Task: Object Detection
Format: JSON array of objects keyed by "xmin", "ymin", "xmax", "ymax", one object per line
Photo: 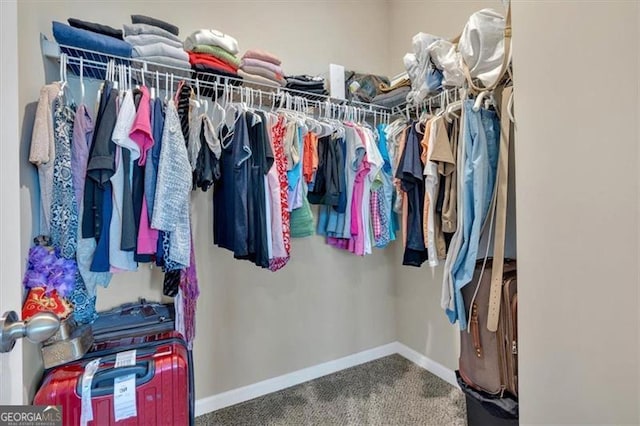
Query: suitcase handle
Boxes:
[{"xmin": 77, "ymin": 361, "xmax": 156, "ymax": 397}]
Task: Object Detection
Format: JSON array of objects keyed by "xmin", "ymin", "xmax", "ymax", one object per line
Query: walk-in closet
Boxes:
[{"xmin": 0, "ymin": 1, "xmax": 638, "ymax": 425}]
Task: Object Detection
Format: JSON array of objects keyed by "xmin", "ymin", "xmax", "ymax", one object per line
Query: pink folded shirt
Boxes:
[
  {"xmin": 240, "ymin": 57, "xmax": 284, "ymax": 76},
  {"xmin": 242, "ymin": 49, "xmax": 281, "ymax": 65}
]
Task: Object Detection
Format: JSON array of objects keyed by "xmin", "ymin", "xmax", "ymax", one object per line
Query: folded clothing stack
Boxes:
[
  {"xmin": 53, "ymin": 21, "xmax": 132, "ymax": 79},
  {"xmin": 238, "ymin": 50, "xmax": 285, "ymax": 88},
  {"xmin": 184, "ymin": 29, "xmax": 241, "ymax": 84},
  {"xmin": 124, "ymin": 15, "xmax": 190, "ymax": 74},
  {"xmin": 285, "ymin": 75, "xmax": 328, "ymax": 99},
  {"xmin": 372, "ymin": 77, "xmax": 411, "ymax": 108},
  {"xmin": 68, "ymin": 18, "xmax": 123, "ymax": 40}
]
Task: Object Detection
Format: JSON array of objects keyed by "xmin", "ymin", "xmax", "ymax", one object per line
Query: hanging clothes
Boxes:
[
  {"xmin": 131, "ymin": 87, "xmax": 158, "ymax": 257},
  {"xmin": 50, "ymin": 96, "xmax": 97, "ymax": 324},
  {"xmin": 243, "ymin": 110, "xmax": 271, "ymax": 267},
  {"xmin": 74, "ymin": 103, "xmax": 112, "ymax": 297},
  {"xmin": 29, "ymin": 82, "xmax": 62, "ymax": 237},
  {"xmin": 446, "ymin": 100, "xmax": 500, "ymax": 329},
  {"xmin": 84, "ymin": 83, "xmax": 118, "ymax": 273},
  {"xmin": 397, "ymin": 124, "xmax": 428, "ymax": 267},
  {"xmin": 151, "ymin": 99, "xmax": 192, "ymax": 268},
  {"xmin": 268, "ymin": 115, "xmax": 291, "ymax": 271},
  {"xmin": 110, "ymin": 90, "xmax": 140, "ymax": 271}
]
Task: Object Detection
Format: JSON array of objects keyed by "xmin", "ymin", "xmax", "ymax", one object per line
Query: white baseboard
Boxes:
[
  {"xmin": 393, "ymin": 342, "xmax": 460, "ymax": 389},
  {"xmin": 195, "ymin": 341, "xmax": 458, "ymax": 417},
  {"xmin": 195, "ymin": 342, "xmax": 398, "ymax": 416}
]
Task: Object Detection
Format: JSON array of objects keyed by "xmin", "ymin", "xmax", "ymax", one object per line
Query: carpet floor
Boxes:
[{"xmin": 195, "ymin": 354, "xmax": 467, "ymax": 425}]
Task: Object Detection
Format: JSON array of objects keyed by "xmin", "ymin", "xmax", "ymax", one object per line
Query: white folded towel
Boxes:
[{"xmin": 184, "ymin": 29, "xmax": 239, "ymax": 55}]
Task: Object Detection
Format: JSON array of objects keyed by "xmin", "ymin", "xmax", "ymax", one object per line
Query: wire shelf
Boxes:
[{"xmin": 42, "ymin": 37, "xmax": 395, "ymax": 121}]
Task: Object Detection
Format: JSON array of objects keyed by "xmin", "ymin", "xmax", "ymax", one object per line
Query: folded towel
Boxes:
[
  {"xmin": 131, "ymin": 14, "xmax": 179, "ymax": 36},
  {"xmin": 286, "ymin": 85, "xmax": 325, "ymax": 92},
  {"xmin": 237, "ymin": 69, "xmax": 285, "ymax": 87},
  {"xmin": 132, "ymin": 43, "xmax": 189, "ymax": 62},
  {"xmin": 241, "ymin": 65, "xmax": 283, "ymax": 84},
  {"xmin": 184, "ymin": 30, "xmax": 239, "ymax": 55},
  {"xmin": 141, "ymin": 55, "xmax": 189, "ymax": 69},
  {"xmin": 141, "ymin": 56, "xmax": 192, "ymax": 78},
  {"xmin": 285, "ymin": 88, "xmax": 329, "ymax": 99},
  {"xmin": 378, "ymin": 77, "xmax": 411, "ymax": 93},
  {"xmin": 125, "ymin": 34, "xmax": 183, "ymax": 49},
  {"xmin": 123, "ymin": 23, "xmax": 182, "ymax": 44},
  {"xmin": 286, "ymin": 87, "xmax": 328, "ymax": 95},
  {"xmin": 68, "ymin": 18, "xmax": 123, "ymax": 40},
  {"xmin": 192, "ymin": 63, "xmax": 240, "ymax": 84},
  {"xmin": 285, "ymin": 77, "xmax": 325, "ymax": 89},
  {"xmin": 242, "ymin": 49, "xmax": 281, "ymax": 66},
  {"xmin": 190, "ymin": 45, "xmax": 240, "ymax": 68},
  {"xmin": 188, "ymin": 52, "xmax": 238, "ymax": 73},
  {"xmin": 372, "ymin": 86, "xmax": 410, "ymax": 108},
  {"xmin": 240, "ymin": 57, "xmax": 283, "ymax": 76},
  {"xmin": 53, "ymin": 21, "xmax": 132, "ymax": 60},
  {"xmin": 286, "ymin": 74, "xmax": 324, "ymax": 83}
]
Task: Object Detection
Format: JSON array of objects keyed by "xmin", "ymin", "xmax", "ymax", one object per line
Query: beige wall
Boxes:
[
  {"xmin": 17, "ymin": 0, "xmax": 396, "ymax": 401},
  {"xmin": 388, "ymin": 0, "xmax": 499, "ymax": 373},
  {"xmin": 512, "ymin": 1, "xmax": 639, "ymax": 424}
]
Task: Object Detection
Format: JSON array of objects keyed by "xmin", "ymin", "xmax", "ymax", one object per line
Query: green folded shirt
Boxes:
[{"xmin": 191, "ymin": 44, "xmax": 240, "ymax": 68}]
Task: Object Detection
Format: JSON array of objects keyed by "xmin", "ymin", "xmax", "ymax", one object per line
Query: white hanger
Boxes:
[
  {"xmin": 58, "ymin": 53, "xmax": 67, "ymax": 95},
  {"xmin": 112, "ymin": 61, "xmax": 117, "ymax": 84},
  {"xmin": 79, "ymin": 56, "xmax": 85, "ymax": 104},
  {"xmin": 203, "ymin": 94, "xmax": 209, "ymax": 116},
  {"xmin": 170, "ymin": 73, "xmax": 174, "ymax": 100},
  {"xmin": 507, "ymin": 89, "xmax": 516, "ymax": 125},
  {"xmin": 117, "ymin": 64, "xmax": 122, "ymax": 93},
  {"xmin": 164, "ymin": 72, "xmax": 169, "ymax": 102},
  {"xmin": 193, "ymin": 78, "xmax": 202, "ymax": 110},
  {"xmin": 213, "ymin": 80, "xmax": 219, "ymax": 103},
  {"xmin": 123, "ymin": 65, "xmax": 127, "ymax": 92},
  {"xmin": 473, "ymin": 90, "xmax": 489, "ymax": 112},
  {"xmin": 140, "ymin": 66, "xmax": 146, "ymax": 89},
  {"xmin": 151, "ymin": 70, "xmax": 159, "ymax": 100}
]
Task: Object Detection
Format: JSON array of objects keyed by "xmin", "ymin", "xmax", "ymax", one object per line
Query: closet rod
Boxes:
[
  {"xmin": 47, "ymin": 41, "xmax": 394, "ymax": 121},
  {"xmin": 392, "ymin": 86, "xmax": 462, "ymax": 120}
]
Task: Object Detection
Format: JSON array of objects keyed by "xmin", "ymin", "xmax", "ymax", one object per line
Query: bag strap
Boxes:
[
  {"xmin": 486, "ymin": 85, "xmax": 513, "ymax": 332},
  {"xmin": 463, "ymin": 2, "xmax": 512, "ymax": 93}
]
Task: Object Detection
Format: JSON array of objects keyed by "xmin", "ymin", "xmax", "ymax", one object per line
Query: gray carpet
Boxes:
[{"xmin": 195, "ymin": 354, "xmax": 467, "ymax": 425}]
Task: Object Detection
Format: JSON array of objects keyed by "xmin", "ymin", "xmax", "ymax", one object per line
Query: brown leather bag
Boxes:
[{"xmin": 459, "ymin": 258, "xmax": 518, "ymax": 397}]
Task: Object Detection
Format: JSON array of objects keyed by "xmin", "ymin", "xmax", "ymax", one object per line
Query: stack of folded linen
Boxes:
[
  {"xmin": 285, "ymin": 75, "xmax": 328, "ymax": 99},
  {"xmin": 124, "ymin": 15, "xmax": 190, "ymax": 72},
  {"xmin": 184, "ymin": 29, "xmax": 241, "ymax": 83},
  {"xmin": 52, "ymin": 21, "xmax": 132, "ymax": 79},
  {"xmin": 372, "ymin": 76, "xmax": 411, "ymax": 108},
  {"xmin": 68, "ymin": 18, "xmax": 123, "ymax": 40},
  {"xmin": 238, "ymin": 49, "xmax": 285, "ymax": 88}
]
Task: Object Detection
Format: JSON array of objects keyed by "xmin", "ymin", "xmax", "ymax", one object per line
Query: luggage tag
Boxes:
[
  {"xmin": 80, "ymin": 358, "xmax": 101, "ymax": 426},
  {"xmin": 114, "ymin": 349, "xmax": 138, "ymax": 421},
  {"xmin": 115, "ymin": 350, "xmax": 137, "ymax": 368},
  {"xmin": 114, "ymin": 374, "xmax": 137, "ymax": 421}
]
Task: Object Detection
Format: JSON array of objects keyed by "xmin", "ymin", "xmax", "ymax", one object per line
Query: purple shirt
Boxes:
[{"xmin": 71, "ymin": 104, "xmax": 94, "ymax": 207}]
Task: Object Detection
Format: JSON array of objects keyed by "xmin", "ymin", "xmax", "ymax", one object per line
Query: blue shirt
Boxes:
[{"xmin": 447, "ymin": 101, "xmax": 500, "ymax": 328}]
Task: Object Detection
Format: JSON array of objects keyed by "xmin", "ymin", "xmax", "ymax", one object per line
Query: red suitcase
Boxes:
[{"xmin": 34, "ymin": 332, "xmax": 190, "ymax": 426}]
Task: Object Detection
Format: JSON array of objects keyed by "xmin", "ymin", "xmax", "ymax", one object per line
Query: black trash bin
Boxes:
[{"xmin": 456, "ymin": 371, "xmax": 519, "ymax": 426}]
